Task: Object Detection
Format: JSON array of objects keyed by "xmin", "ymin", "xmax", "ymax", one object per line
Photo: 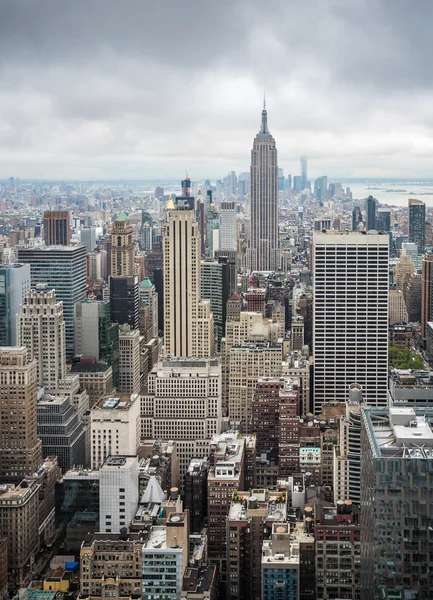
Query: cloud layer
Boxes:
[{"xmin": 1, "ymin": 0, "xmax": 433, "ymax": 180}]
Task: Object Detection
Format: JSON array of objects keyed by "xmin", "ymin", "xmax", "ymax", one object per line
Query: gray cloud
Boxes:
[{"xmin": 0, "ymin": 0, "xmax": 433, "ymax": 180}]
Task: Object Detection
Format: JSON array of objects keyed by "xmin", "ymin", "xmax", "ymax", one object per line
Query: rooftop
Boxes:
[
  {"xmin": 101, "ymin": 455, "xmax": 138, "ymax": 469},
  {"xmin": 182, "ymin": 565, "xmax": 216, "ymax": 595},
  {"xmin": 228, "ymin": 489, "xmax": 287, "ymax": 522},
  {"xmin": 71, "ymin": 360, "xmax": 111, "ymax": 374},
  {"xmin": 363, "ymin": 406, "xmax": 433, "ymax": 459},
  {"xmin": 93, "ymin": 393, "xmax": 137, "ymax": 411}
]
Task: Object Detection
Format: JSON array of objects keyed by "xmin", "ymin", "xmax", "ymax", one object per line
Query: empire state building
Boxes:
[{"xmin": 249, "ymin": 103, "xmax": 279, "ymax": 272}]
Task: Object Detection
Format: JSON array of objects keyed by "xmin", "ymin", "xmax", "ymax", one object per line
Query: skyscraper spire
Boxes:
[{"xmin": 257, "ymin": 99, "xmax": 271, "ymax": 138}]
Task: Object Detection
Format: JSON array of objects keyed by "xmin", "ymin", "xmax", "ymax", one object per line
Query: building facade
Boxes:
[
  {"xmin": 0, "ymin": 346, "xmax": 42, "ymax": 482},
  {"xmin": 18, "ymin": 244, "xmax": 87, "ymax": 356},
  {"xmin": 249, "ymin": 105, "xmax": 279, "ymax": 272},
  {"xmin": 313, "ymin": 231, "xmax": 389, "ymax": 413},
  {"xmin": 43, "ymin": 210, "xmax": 71, "ymax": 246},
  {"xmin": 408, "ymin": 198, "xmax": 426, "ymax": 255},
  {"xmin": 0, "ymin": 263, "xmax": 31, "ymax": 346}
]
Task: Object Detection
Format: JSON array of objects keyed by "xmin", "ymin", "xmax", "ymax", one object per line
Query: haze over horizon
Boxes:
[{"xmin": 1, "ymin": 0, "xmax": 433, "ymax": 180}]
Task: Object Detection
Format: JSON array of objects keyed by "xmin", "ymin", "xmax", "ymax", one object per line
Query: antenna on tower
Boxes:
[{"xmin": 263, "ymin": 91, "xmax": 266, "ymax": 110}]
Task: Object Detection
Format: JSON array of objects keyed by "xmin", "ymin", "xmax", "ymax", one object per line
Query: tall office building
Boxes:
[
  {"xmin": 300, "ymin": 155, "xmax": 307, "ymax": 191},
  {"xmin": 249, "ymin": 104, "xmax": 279, "ymax": 272},
  {"xmin": 366, "ymin": 196, "xmax": 377, "ymax": 231},
  {"xmin": 17, "ymin": 288, "xmax": 66, "ymax": 391},
  {"xmin": 421, "ymin": 252, "xmax": 433, "ymax": 341},
  {"xmin": 43, "ymin": 210, "xmax": 71, "ymax": 246},
  {"xmin": 74, "ymin": 299, "xmax": 119, "ymax": 365},
  {"xmin": 141, "ymin": 357, "xmax": 221, "ymax": 479},
  {"xmin": 118, "ymin": 325, "xmax": 141, "ymax": 394},
  {"xmin": 313, "ymin": 231, "xmax": 389, "ymax": 413},
  {"xmin": 163, "ymin": 180, "xmax": 214, "ymax": 357},
  {"xmin": 109, "ymin": 275, "xmax": 139, "ymax": 329},
  {"xmin": 37, "ymin": 394, "xmax": 86, "ymax": 472},
  {"xmin": 0, "ymin": 346, "xmax": 42, "ymax": 482},
  {"xmin": 111, "ymin": 213, "xmax": 134, "ymax": 276},
  {"xmin": 0, "ymin": 263, "xmax": 31, "ymax": 346},
  {"xmin": 361, "ymin": 406, "xmax": 433, "ymax": 599},
  {"xmin": 220, "ymin": 201, "xmax": 237, "ymax": 251},
  {"xmin": 352, "ymin": 206, "xmax": 362, "ymax": 231},
  {"xmin": 201, "ymin": 259, "xmax": 230, "ymax": 350},
  {"xmin": 80, "ymin": 226, "xmax": 97, "ymax": 253},
  {"xmin": 408, "ymin": 198, "xmax": 426, "ymax": 255},
  {"xmin": 377, "ymin": 207, "xmax": 391, "ymax": 232},
  {"xmin": 18, "ymin": 244, "xmax": 87, "ymax": 356},
  {"xmin": 99, "ymin": 455, "xmax": 139, "ymax": 533},
  {"xmin": 139, "ymin": 278, "xmax": 159, "ymax": 339}
]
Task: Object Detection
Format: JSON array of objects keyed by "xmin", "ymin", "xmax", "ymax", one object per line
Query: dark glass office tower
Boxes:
[
  {"xmin": 109, "ymin": 275, "xmax": 139, "ymax": 329},
  {"xmin": 408, "ymin": 198, "xmax": 426, "ymax": 255}
]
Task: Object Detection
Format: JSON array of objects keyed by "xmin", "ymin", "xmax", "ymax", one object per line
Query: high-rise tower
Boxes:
[
  {"xmin": 43, "ymin": 210, "xmax": 71, "ymax": 246},
  {"xmin": 408, "ymin": 198, "xmax": 426, "ymax": 255},
  {"xmin": 111, "ymin": 213, "xmax": 134, "ymax": 276},
  {"xmin": 313, "ymin": 231, "xmax": 389, "ymax": 413},
  {"xmin": 300, "ymin": 155, "xmax": 308, "ymax": 191},
  {"xmin": 0, "ymin": 346, "xmax": 42, "ymax": 482},
  {"xmin": 17, "ymin": 287, "xmax": 66, "ymax": 391},
  {"xmin": 249, "ymin": 103, "xmax": 279, "ymax": 272},
  {"xmin": 163, "ymin": 178, "xmax": 214, "ymax": 357}
]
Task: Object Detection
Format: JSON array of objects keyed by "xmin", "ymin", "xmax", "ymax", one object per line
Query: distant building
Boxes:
[
  {"xmin": 43, "ymin": 210, "xmax": 70, "ymax": 246},
  {"xmin": 80, "ymin": 226, "xmax": 96, "ymax": 253},
  {"xmin": 408, "ymin": 198, "xmax": 426, "ymax": 255},
  {"xmin": 366, "ymin": 196, "xmax": 377, "ymax": 231},
  {"xmin": 111, "ymin": 214, "xmax": 134, "ymax": 276},
  {"xmin": 0, "ymin": 263, "xmax": 31, "ymax": 346},
  {"xmin": 220, "ymin": 201, "xmax": 237, "ymax": 251},
  {"xmin": 249, "ymin": 105, "xmax": 279, "ymax": 272}
]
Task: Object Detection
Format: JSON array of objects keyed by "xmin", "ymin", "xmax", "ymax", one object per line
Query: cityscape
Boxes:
[{"xmin": 1, "ymin": 2, "xmax": 433, "ymax": 600}]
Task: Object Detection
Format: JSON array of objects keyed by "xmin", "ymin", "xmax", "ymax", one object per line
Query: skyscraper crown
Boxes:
[{"xmin": 256, "ymin": 99, "xmax": 272, "ymax": 139}]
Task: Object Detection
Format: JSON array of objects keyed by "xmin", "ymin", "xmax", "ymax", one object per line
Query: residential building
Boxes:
[
  {"xmin": 142, "ymin": 524, "xmax": 186, "ymax": 600},
  {"xmin": 90, "ymin": 393, "xmax": 140, "ymax": 469},
  {"xmin": 18, "ymin": 244, "xmax": 87, "ymax": 356},
  {"xmin": 313, "ymin": 231, "xmax": 389, "ymax": 413},
  {"xmin": 43, "ymin": 210, "xmax": 70, "ymax": 246},
  {"xmin": 249, "ymin": 104, "xmax": 279, "ymax": 272},
  {"xmin": 262, "ymin": 522, "xmax": 300, "ymax": 600},
  {"xmin": 0, "ymin": 480, "xmax": 40, "ymax": 585},
  {"xmin": 207, "ymin": 433, "xmax": 245, "ymax": 589},
  {"xmin": 79, "ymin": 531, "xmax": 144, "ymax": 600},
  {"xmin": 361, "ymin": 406, "xmax": 433, "ymax": 599},
  {"xmin": 163, "ymin": 182, "xmax": 214, "ymax": 358},
  {"xmin": 228, "ymin": 340, "xmax": 282, "ymax": 433},
  {"xmin": 315, "ymin": 502, "xmax": 360, "ymax": 600},
  {"xmin": 99, "ymin": 455, "xmax": 139, "ymax": 533},
  {"xmin": 0, "ymin": 346, "xmax": 42, "ymax": 482},
  {"xmin": 227, "ymin": 489, "xmax": 288, "ymax": 600},
  {"xmin": 17, "ymin": 287, "xmax": 66, "ymax": 391},
  {"xmin": 0, "ymin": 263, "xmax": 31, "ymax": 346}
]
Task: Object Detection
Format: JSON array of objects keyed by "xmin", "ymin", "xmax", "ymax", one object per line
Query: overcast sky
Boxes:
[{"xmin": 1, "ymin": 0, "xmax": 433, "ymax": 181}]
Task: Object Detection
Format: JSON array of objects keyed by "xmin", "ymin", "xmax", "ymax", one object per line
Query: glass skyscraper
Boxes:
[
  {"xmin": 18, "ymin": 244, "xmax": 87, "ymax": 356},
  {"xmin": 408, "ymin": 198, "xmax": 426, "ymax": 255}
]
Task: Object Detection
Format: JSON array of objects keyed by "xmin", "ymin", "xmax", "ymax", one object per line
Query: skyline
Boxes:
[{"xmin": 2, "ymin": 0, "xmax": 433, "ymax": 179}]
